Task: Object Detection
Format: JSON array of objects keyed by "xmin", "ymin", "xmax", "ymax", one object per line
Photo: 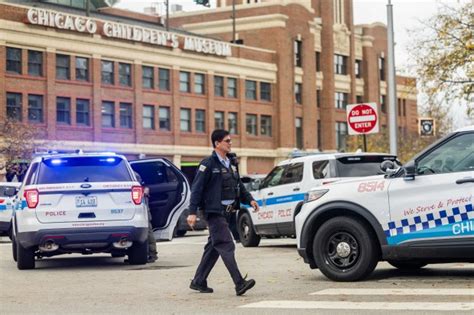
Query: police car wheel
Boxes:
[
  {"xmin": 12, "ymin": 235, "xmax": 17, "ymax": 262},
  {"xmin": 313, "ymin": 216, "xmax": 378, "ymax": 282},
  {"xmin": 238, "ymin": 212, "xmax": 260, "ymax": 247},
  {"xmin": 388, "ymin": 260, "xmax": 427, "ymax": 270},
  {"xmin": 16, "ymin": 241, "xmax": 35, "ymax": 270},
  {"xmin": 128, "ymin": 240, "xmax": 148, "ymax": 265}
]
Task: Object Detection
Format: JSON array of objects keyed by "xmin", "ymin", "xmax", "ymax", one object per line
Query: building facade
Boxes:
[{"xmin": 0, "ymin": 0, "xmax": 418, "ymax": 180}]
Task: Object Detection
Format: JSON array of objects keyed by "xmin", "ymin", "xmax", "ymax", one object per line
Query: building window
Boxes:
[
  {"xmin": 334, "ymin": 54, "xmax": 348, "ymax": 75},
  {"xmin": 180, "ymin": 108, "xmax": 191, "ymax": 132},
  {"xmin": 317, "ymin": 89, "xmax": 321, "ymax": 107},
  {"xmin": 195, "ymin": 109, "xmax": 206, "ymax": 133},
  {"xmin": 260, "ymin": 82, "xmax": 271, "ymax": 101},
  {"xmin": 142, "ymin": 66, "xmax": 154, "ymax": 89},
  {"xmin": 75, "ymin": 57, "xmax": 89, "ymax": 81},
  {"xmin": 28, "ymin": 50, "xmax": 43, "ymax": 76},
  {"xmin": 403, "ymin": 99, "xmax": 407, "ymax": 116},
  {"xmin": 295, "ymin": 83, "xmax": 302, "ymax": 104},
  {"xmin": 317, "ymin": 120, "xmax": 322, "ymax": 149},
  {"xmin": 315, "ymin": 51, "xmax": 321, "ymax": 72},
  {"xmin": 159, "ymin": 68, "xmax": 170, "ymax": 91},
  {"xmin": 260, "ymin": 115, "xmax": 272, "ymax": 136},
  {"xmin": 379, "ymin": 57, "xmax": 385, "ymax": 81},
  {"xmin": 228, "ymin": 112, "xmax": 238, "ymax": 134},
  {"xmin": 6, "ymin": 92, "xmax": 22, "ymax": 121},
  {"xmin": 28, "ymin": 94, "xmax": 43, "ymax": 123},
  {"xmin": 194, "ymin": 73, "xmax": 205, "ymax": 95},
  {"xmin": 6, "ymin": 47, "xmax": 22, "ymax": 74},
  {"xmin": 246, "ymin": 114, "xmax": 257, "ymax": 135},
  {"xmin": 101, "ymin": 60, "xmax": 114, "ymax": 85},
  {"xmin": 397, "ymin": 98, "xmax": 401, "ymax": 116},
  {"xmin": 143, "ymin": 105, "xmax": 155, "ymax": 129},
  {"xmin": 214, "ymin": 76, "xmax": 224, "ymax": 97},
  {"xmin": 56, "ymin": 54, "xmax": 70, "ymax": 80},
  {"xmin": 76, "ymin": 99, "xmax": 90, "ymax": 126},
  {"xmin": 227, "ymin": 77, "xmax": 237, "ymax": 98},
  {"xmin": 120, "ymin": 103, "xmax": 132, "ymax": 128},
  {"xmin": 56, "ymin": 97, "xmax": 71, "ymax": 125},
  {"xmin": 159, "ymin": 107, "xmax": 171, "ymax": 131},
  {"xmin": 296, "ymin": 118, "xmax": 303, "ymax": 149},
  {"xmin": 294, "ymin": 40, "xmax": 302, "ymax": 67},
  {"xmin": 335, "ymin": 92, "xmax": 349, "ymax": 109},
  {"xmin": 101, "ymin": 101, "xmax": 115, "ymax": 128},
  {"xmin": 356, "ymin": 95, "xmax": 363, "ymax": 104},
  {"xmin": 335, "ymin": 121, "xmax": 348, "ymax": 151},
  {"xmin": 119, "ymin": 63, "xmax": 132, "ymax": 87},
  {"xmin": 355, "ymin": 59, "xmax": 362, "ymax": 78},
  {"xmin": 380, "ymin": 94, "xmax": 386, "ymax": 113},
  {"xmin": 180, "ymin": 71, "xmax": 191, "ymax": 93},
  {"xmin": 214, "ymin": 111, "xmax": 224, "ymax": 129},
  {"xmin": 245, "ymin": 80, "xmax": 257, "ymax": 100}
]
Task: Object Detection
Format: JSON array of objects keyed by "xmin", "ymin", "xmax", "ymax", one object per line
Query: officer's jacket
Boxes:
[{"xmin": 189, "ymin": 151, "xmax": 254, "ymax": 215}]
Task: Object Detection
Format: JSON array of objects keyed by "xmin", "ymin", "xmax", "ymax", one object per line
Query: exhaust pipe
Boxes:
[
  {"xmin": 39, "ymin": 240, "xmax": 59, "ymax": 252},
  {"xmin": 113, "ymin": 238, "xmax": 132, "ymax": 249}
]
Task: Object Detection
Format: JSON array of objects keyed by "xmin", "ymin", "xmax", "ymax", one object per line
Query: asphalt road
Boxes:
[{"xmin": 1, "ymin": 232, "xmax": 473, "ymax": 314}]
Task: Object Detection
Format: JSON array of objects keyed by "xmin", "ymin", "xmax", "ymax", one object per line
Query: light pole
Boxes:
[{"xmin": 387, "ymin": 0, "xmax": 398, "ymax": 155}]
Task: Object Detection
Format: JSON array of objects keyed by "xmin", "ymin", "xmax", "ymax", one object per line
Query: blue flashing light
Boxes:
[
  {"xmin": 106, "ymin": 158, "xmax": 116, "ymax": 163},
  {"xmin": 51, "ymin": 159, "xmax": 62, "ymax": 165}
]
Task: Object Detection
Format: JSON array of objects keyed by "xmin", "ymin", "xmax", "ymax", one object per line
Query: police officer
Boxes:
[{"xmin": 187, "ymin": 129, "xmax": 259, "ymax": 295}]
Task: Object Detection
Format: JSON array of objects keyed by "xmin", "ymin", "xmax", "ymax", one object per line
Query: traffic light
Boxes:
[
  {"xmin": 194, "ymin": 0, "xmax": 210, "ymax": 7},
  {"xmin": 419, "ymin": 118, "xmax": 435, "ymax": 136}
]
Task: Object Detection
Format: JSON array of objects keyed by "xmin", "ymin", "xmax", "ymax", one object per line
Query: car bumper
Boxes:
[{"xmin": 16, "ymin": 226, "xmax": 148, "ymax": 248}]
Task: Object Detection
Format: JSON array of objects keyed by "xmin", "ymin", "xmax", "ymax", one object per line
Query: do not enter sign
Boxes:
[{"xmin": 346, "ymin": 102, "xmax": 379, "ymax": 135}]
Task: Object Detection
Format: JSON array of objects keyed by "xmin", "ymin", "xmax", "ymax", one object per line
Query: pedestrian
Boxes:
[{"xmin": 187, "ymin": 129, "xmax": 259, "ymax": 295}]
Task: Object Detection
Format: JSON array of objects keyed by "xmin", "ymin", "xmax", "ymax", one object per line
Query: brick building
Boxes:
[{"xmin": 0, "ymin": 0, "xmax": 418, "ymax": 180}]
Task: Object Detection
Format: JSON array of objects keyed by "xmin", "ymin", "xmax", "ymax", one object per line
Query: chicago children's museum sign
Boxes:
[{"xmin": 25, "ymin": 8, "xmax": 232, "ymax": 57}]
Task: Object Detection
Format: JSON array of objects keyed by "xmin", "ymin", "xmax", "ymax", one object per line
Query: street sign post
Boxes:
[{"xmin": 346, "ymin": 102, "xmax": 380, "ymax": 152}]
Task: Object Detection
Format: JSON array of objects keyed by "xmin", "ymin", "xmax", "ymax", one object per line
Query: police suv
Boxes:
[
  {"xmin": 296, "ymin": 126, "xmax": 474, "ymax": 281},
  {"xmin": 0, "ymin": 182, "xmax": 21, "ymax": 237},
  {"xmin": 238, "ymin": 153, "xmax": 397, "ymax": 247},
  {"xmin": 12, "ymin": 153, "xmax": 149, "ymax": 270}
]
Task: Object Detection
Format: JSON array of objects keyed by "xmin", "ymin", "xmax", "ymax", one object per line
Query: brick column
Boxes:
[
  {"xmin": 45, "ymin": 48, "xmax": 57, "ymax": 140},
  {"xmin": 91, "ymin": 54, "xmax": 102, "ymax": 142},
  {"xmin": 134, "ymin": 60, "xmax": 143, "ymax": 144}
]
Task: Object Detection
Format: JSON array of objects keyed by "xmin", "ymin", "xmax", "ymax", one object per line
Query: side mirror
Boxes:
[
  {"xmin": 380, "ymin": 160, "xmax": 396, "ymax": 172},
  {"xmin": 403, "ymin": 160, "xmax": 416, "ymax": 181},
  {"xmin": 4, "ymin": 187, "xmax": 17, "ymax": 197}
]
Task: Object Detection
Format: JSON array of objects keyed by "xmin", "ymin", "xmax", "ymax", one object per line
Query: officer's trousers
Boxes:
[{"xmin": 193, "ymin": 213, "xmax": 243, "ymax": 286}]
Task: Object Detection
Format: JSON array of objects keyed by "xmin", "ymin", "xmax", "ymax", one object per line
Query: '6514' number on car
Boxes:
[{"xmin": 357, "ymin": 181, "xmax": 385, "ymax": 193}]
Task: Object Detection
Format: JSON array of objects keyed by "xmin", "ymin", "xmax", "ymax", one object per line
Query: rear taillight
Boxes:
[
  {"xmin": 24, "ymin": 189, "xmax": 39, "ymax": 208},
  {"xmin": 0, "ymin": 198, "xmax": 4, "ymax": 204},
  {"xmin": 131, "ymin": 186, "xmax": 143, "ymax": 205}
]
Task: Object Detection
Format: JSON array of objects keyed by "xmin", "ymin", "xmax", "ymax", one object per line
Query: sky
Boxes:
[{"xmin": 114, "ymin": 0, "xmax": 470, "ymax": 128}]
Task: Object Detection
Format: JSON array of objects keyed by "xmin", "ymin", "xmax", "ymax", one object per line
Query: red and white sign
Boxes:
[{"xmin": 347, "ymin": 102, "xmax": 379, "ymax": 135}]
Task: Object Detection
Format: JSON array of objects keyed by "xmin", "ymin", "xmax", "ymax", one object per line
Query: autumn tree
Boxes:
[{"xmin": 409, "ymin": 1, "xmax": 474, "ymax": 123}]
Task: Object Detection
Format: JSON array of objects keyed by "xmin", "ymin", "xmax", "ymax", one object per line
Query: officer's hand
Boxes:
[
  {"xmin": 250, "ymin": 200, "xmax": 259, "ymax": 212},
  {"xmin": 187, "ymin": 214, "xmax": 197, "ymax": 228}
]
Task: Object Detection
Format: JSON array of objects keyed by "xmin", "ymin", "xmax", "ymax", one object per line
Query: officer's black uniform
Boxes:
[{"xmin": 189, "ymin": 151, "xmax": 254, "ymax": 289}]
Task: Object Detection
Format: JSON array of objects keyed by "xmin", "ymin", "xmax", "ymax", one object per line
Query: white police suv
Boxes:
[
  {"xmin": 11, "ymin": 153, "xmax": 149, "ymax": 270},
  {"xmin": 0, "ymin": 182, "xmax": 21, "ymax": 237},
  {"xmin": 296, "ymin": 126, "xmax": 474, "ymax": 281},
  {"xmin": 238, "ymin": 152, "xmax": 397, "ymax": 247}
]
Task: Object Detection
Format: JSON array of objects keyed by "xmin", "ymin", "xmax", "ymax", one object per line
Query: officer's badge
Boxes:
[{"xmin": 199, "ymin": 164, "xmax": 207, "ymax": 172}]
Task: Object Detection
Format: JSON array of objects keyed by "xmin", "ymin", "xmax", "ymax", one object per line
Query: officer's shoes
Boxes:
[
  {"xmin": 190, "ymin": 280, "xmax": 214, "ymax": 293},
  {"xmin": 235, "ymin": 278, "xmax": 256, "ymax": 296},
  {"xmin": 147, "ymin": 255, "xmax": 158, "ymax": 263}
]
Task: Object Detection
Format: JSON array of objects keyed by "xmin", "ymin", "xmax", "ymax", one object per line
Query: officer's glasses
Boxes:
[{"xmin": 222, "ymin": 139, "xmax": 232, "ymax": 144}]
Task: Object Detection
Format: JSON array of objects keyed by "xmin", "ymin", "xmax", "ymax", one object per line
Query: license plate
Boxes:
[{"xmin": 75, "ymin": 196, "xmax": 97, "ymax": 208}]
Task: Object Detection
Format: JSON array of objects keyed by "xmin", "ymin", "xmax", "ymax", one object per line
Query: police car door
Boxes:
[
  {"xmin": 251, "ymin": 165, "xmax": 287, "ymax": 233},
  {"xmin": 386, "ymin": 131, "xmax": 474, "ymax": 250},
  {"xmin": 272, "ymin": 162, "xmax": 305, "ymax": 234}
]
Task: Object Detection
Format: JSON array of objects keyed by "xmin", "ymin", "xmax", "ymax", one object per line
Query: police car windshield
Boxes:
[
  {"xmin": 37, "ymin": 157, "xmax": 132, "ymax": 184},
  {"xmin": 336, "ymin": 155, "xmax": 395, "ymax": 177},
  {"xmin": 0, "ymin": 186, "xmax": 17, "ymax": 197}
]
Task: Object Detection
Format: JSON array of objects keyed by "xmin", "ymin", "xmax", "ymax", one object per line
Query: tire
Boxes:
[
  {"xmin": 128, "ymin": 240, "xmax": 148, "ymax": 265},
  {"xmin": 388, "ymin": 260, "xmax": 427, "ymax": 270},
  {"xmin": 17, "ymin": 241, "xmax": 35, "ymax": 270},
  {"xmin": 312, "ymin": 216, "xmax": 378, "ymax": 282},
  {"xmin": 12, "ymin": 235, "xmax": 17, "ymax": 262},
  {"xmin": 238, "ymin": 212, "xmax": 260, "ymax": 247}
]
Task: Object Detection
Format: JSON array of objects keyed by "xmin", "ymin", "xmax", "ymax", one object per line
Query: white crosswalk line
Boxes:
[
  {"xmin": 240, "ymin": 301, "xmax": 474, "ymax": 311},
  {"xmin": 310, "ymin": 288, "xmax": 474, "ymax": 296}
]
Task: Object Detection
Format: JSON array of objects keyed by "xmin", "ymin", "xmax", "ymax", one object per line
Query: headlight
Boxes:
[{"xmin": 304, "ymin": 189, "xmax": 329, "ymax": 203}]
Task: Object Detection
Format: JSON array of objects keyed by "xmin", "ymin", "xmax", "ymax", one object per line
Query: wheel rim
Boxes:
[
  {"xmin": 241, "ymin": 217, "xmax": 250, "ymax": 240},
  {"xmin": 325, "ymin": 231, "xmax": 359, "ymax": 269}
]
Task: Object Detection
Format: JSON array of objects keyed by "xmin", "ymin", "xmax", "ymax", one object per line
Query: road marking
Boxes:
[
  {"xmin": 240, "ymin": 301, "xmax": 474, "ymax": 311},
  {"xmin": 310, "ymin": 288, "xmax": 474, "ymax": 296}
]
